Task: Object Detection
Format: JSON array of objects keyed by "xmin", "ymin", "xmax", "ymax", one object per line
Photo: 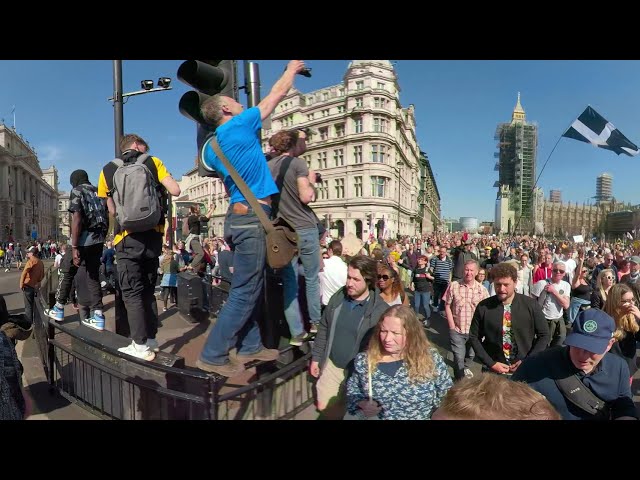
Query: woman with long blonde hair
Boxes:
[
  {"xmin": 603, "ymin": 283, "xmax": 640, "ymax": 381},
  {"xmin": 345, "ymin": 305, "xmax": 452, "ymax": 419},
  {"xmin": 590, "ymin": 268, "xmax": 615, "ymax": 310}
]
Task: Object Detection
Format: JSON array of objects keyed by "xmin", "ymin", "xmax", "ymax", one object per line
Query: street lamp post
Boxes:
[
  {"xmin": 109, "ymin": 60, "xmax": 173, "ymax": 242},
  {"xmin": 110, "ymin": 60, "xmax": 173, "ymax": 157}
]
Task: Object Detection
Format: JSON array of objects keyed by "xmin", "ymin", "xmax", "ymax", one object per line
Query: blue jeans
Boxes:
[
  {"xmin": 568, "ymin": 297, "xmax": 590, "ymax": 325},
  {"xmin": 282, "ymin": 227, "xmax": 321, "ymax": 333},
  {"xmin": 449, "ymin": 329, "xmax": 475, "ymax": 380},
  {"xmin": 413, "ymin": 291, "xmax": 431, "ymax": 319},
  {"xmin": 200, "ymin": 206, "xmax": 269, "ymax": 365}
]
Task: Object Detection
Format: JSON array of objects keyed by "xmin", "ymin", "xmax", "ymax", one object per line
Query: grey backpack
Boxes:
[{"xmin": 111, "ymin": 154, "xmax": 162, "ymax": 233}]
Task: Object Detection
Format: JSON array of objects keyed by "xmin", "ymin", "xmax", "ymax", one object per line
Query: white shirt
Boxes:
[
  {"xmin": 54, "ymin": 253, "xmax": 63, "ymax": 268},
  {"xmin": 319, "ymin": 255, "xmax": 348, "ymax": 306},
  {"xmin": 531, "ymin": 279, "xmax": 570, "ymax": 319}
]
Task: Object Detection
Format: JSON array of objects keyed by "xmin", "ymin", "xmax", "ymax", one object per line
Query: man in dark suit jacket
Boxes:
[{"xmin": 469, "ymin": 263, "xmax": 550, "ymax": 376}]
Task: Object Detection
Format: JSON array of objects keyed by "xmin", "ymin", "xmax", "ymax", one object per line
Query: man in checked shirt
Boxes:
[{"xmin": 443, "ymin": 260, "xmax": 489, "ymax": 380}]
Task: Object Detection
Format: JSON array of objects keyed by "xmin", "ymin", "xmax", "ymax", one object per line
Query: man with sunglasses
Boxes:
[{"xmin": 531, "ymin": 261, "xmax": 571, "ymax": 347}]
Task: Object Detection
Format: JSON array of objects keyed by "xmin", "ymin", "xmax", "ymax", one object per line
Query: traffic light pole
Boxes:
[{"xmin": 113, "ymin": 60, "xmax": 124, "ymax": 158}]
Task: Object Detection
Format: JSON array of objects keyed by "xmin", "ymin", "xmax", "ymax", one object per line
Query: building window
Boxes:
[
  {"xmin": 373, "ymin": 117, "xmax": 388, "ymax": 133},
  {"xmin": 318, "ymin": 152, "xmax": 327, "ymax": 169},
  {"xmin": 338, "ymin": 88, "xmax": 345, "ymax": 97},
  {"xmin": 304, "ymin": 155, "xmax": 311, "ymax": 169},
  {"xmin": 335, "ymin": 178, "xmax": 345, "ymax": 199},
  {"xmin": 371, "ymin": 144, "xmax": 387, "ymax": 163},
  {"xmin": 282, "ymin": 115, "xmax": 294, "ymax": 127},
  {"xmin": 353, "ymin": 118, "xmax": 363, "ymax": 133},
  {"xmin": 322, "ymin": 109, "xmax": 330, "ymax": 117},
  {"xmin": 307, "ymin": 113, "xmax": 314, "ymax": 121},
  {"xmin": 377, "ymin": 82, "xmax": 385, "ymax": 90},
  {"xmin": 371, "ymin": 176, "xmax": 388, "ymax": 197},
  {"xmin": 320, "ymin": 180, "xmax": 329, "ymax": 200},
  {"xmin": 307, "ymin": 96, "xmax": 314, "ymax": 105},
  {"xmin": 353, "ymin": 145, "xmax": 363, "ymax": 163},
  {"xmin": 356, "ymin": 80, "xmax": 364, "ymax": 90},
  {"xmin": 319, "ymin": 127, "xmax": 329, "ymax": 140},
  {"xmin": 337, "ymin": 105, "xmax": 345, "ymax": 114},
  {"xmin": 335, "ymin": 123, "xmax": 345, "ymax": 137},
  {"xmin": 374, "ymin": 97, "xmax": 388, "ymax": 109},
  {"xmin": 355, "ymin": 97, "xmax": 363, "ymax": 108},
  {"xmin": 333, "ymin": 149, "xmax": 344, "ymax": 167},
  {"xmin": 323, "ymin": 92, "xmax": 329, "ymax": 101},
  {"xmin": 354, "ymin": 176, "xmax": 363, "ymax": 197}
]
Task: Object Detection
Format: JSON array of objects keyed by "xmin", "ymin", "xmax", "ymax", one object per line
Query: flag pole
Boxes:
[
  {"xmin": 512, "ymin": 117, "xmax": 575, "ymax": 234},
  {"xmin": 12, "ymin": 105, "xmax": 16, "ymax": 130}
]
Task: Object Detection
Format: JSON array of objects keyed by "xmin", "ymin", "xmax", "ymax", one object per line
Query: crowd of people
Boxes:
[{"xmin": 3, "ymin": 59, "xmax": 640, "ymax": 420}]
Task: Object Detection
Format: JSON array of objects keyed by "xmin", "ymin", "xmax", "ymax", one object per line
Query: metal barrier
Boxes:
[{"xmin": 32, "ymin": 266, "xmax": 315, "ymax": 420}]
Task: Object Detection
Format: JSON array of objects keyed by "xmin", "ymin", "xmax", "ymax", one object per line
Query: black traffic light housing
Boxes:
[{"xmin": 177, "ymin": 60, "xmax": 238, "ymax": 177}]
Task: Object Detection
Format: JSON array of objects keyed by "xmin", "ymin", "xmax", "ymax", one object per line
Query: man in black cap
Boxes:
[{"xmin": 512, "ymin": 309, "xmax": 638, "ymax": 420}]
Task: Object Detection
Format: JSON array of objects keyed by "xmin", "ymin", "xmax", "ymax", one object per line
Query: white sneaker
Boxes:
[
  {"xmin": 463, "ymin": 368, "xmax": 474, "ymax": 379},
  {"xmin": 146, "ymin": 338, "xmax": 160, "ymax": 352},
  {"xmin": 118, "ymin": 341, "xmax": 155, "ymax": 361}
]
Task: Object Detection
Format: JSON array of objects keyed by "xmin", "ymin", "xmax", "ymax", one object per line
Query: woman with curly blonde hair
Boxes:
[
  {"xmin": 603, "ymin": 283, "xmax": 640, "ymax": 381},
  {"xmin": 345, "ymin": 305, "xmax": 452, "ymax": 419}
]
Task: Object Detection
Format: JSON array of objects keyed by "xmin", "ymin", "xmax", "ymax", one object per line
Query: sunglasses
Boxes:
[
  {"xmin": 377, "ymin": 274, "xmax": 391, "ymax": 281},
  {"xmin": 552, "ymin": 269, "xmax": 565, "ymax": 274},
  {"xmin": 604, "ymin": 275, "xmax": 614, "ymax": 280}
]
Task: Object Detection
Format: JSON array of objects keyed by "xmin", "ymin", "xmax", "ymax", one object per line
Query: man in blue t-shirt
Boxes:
[{"xmin": 196, "ymin": 60, "xmax": 308, "ymax": 377}]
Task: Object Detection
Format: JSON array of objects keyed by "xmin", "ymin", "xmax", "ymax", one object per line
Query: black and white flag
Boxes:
[{"xmin": 562, "ymin": 106, "xmax": 640, "ymax": 157}]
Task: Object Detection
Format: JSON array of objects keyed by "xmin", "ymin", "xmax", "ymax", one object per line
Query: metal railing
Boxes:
[{"xmin": 32, "ymin": 266, "xmax": 315, "ymax": 420}]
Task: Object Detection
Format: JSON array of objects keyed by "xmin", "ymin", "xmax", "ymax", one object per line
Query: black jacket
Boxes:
[{"xmin": 469, "ymin": 293, "xmax": 550, "ymax": 368}]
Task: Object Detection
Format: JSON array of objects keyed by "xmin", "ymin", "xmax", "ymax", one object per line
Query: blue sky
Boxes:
[{"xmin": 1, "ymin": 60, "xmax": 639, "ymax": 222}]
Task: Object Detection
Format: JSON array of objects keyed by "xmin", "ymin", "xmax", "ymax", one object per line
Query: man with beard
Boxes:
[
  {"xmin": 469, "ymin": 263, "xmax": 549, "ymax": 376},
  {"xmin": 310, "ymin": 255, "xmax": 389, "ymax": 419}
]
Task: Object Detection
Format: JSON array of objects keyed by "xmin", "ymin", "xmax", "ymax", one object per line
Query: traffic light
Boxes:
[{"xmin": 177, "ymin": 60, "xmax": 238, "ymax": 177}]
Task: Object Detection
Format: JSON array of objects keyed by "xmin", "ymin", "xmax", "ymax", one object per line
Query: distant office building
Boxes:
[
  {"xmin": 494, "ymin": 93, "xmax": 538, "ymax": 233},
  {"xmin": 549, "ymin": 189, "xmax": 562, "ymax": 203},
  {"xmin": 0, "ymin": 124, "xmax": 59, "ymax": 242},
  {"xmin": 459, "ymin": 217, "xmax": 478, "ymax": 232},
  {"xmin": 443, "ymin": 218, "xmax": 462, "ymax": 233},
  {"xmin": 595, "ymin": 173, "xmax": 613, "ymax": 202}
]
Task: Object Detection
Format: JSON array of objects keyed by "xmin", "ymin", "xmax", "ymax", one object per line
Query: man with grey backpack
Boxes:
[{"xmin": 98, "ymin": 134, "xmax": 181, "ymax": 361}]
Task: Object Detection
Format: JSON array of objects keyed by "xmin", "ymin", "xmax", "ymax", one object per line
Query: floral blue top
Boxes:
[{"xmin": 346, "ymin": 348, "xmax": 453, "ymax": 420}]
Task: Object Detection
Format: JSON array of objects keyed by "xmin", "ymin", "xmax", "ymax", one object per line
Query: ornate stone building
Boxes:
[
  {"xmin": 262, "ymin": 59, "xmax": 440, "ymax": 239},
  {"xmin": 542, "ymin": 199, "xmax": 626, "ymax": 237},
  {"xmin": 58, "ymin": 191, "xmax": 71, "ymax": 241},
  {"xmin": 0, "ymin": 124, "xmax": 59, "ymax": 243}
]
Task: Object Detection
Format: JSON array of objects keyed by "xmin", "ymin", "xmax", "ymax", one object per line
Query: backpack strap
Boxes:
[
  {"xmin": 554, "ymin": 373, "xmax": 610, "ymax": 419},
  {"xmin": 135, "ymin": 153, "xmax": 151, "ymax": 165},
  {"xmin": 112, "ymin": 158, "xmax": 124, "ymax": 167}
]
